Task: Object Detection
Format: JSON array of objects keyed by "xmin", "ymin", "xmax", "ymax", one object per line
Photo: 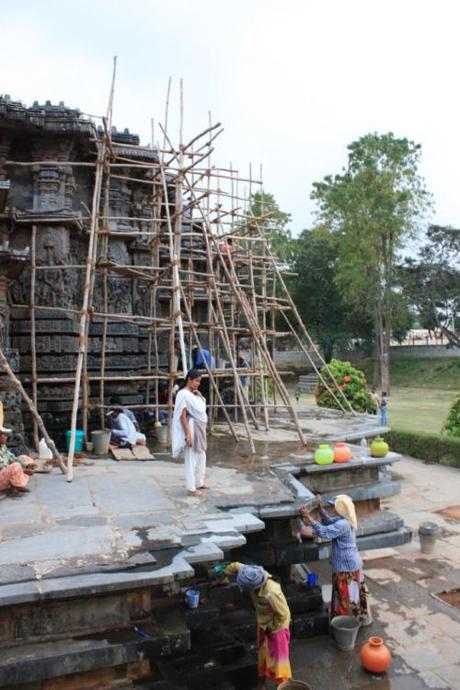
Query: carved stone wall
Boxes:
[{"xmin": 0, "ymin": 96, "xmax": 164, "ymax": 447}]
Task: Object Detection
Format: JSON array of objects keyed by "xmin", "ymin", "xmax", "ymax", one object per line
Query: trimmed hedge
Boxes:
[{"xmin": 385, "ymin": 428, "xmax": 460, "ymax": 468}]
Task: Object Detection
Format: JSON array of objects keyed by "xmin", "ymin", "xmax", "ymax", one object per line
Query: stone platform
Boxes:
[{"xmin": 0, "ymin": 434, "xmax": 411, "ymax": 688}]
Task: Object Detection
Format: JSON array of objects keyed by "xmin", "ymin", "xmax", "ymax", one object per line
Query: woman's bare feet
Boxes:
[{"xmin": 187, "ymin": 489, "xmax": 203, "ymax": 497}]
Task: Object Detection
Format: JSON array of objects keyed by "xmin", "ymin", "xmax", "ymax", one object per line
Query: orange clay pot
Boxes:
[
  {"xmin": 334, "ymin": 442, "xmax": 352, "ymax": 463},
  {"xmin": 361, "ymin": 636, "xmax": 391, "ymax": 674}
]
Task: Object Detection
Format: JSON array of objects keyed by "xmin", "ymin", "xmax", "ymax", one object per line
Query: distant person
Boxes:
[
  {"xmin": 295, "ymin": 385, "xmax": 301, "ymax": 405},
  {"xmin": 107, "ymin": 405, "xmax": 146, "ymax": 448},
  {"xmin": 219, "ymin": 237, "xmax": 234, "ymax": 265},
  {"xmin": 370, "ymin": 387, "xmax": 380, "ymax": 416},
  {"xmin": 217, "ymin": 237, "xmax": 236, "ymax": 281},
  {"xmin": 182, "ymin": 195, "xmax": 192, "ymax": 221},
  {"xmin": 380, "ymin": 391, "xmax": 388, "ymax": 426},
  {"xmin": 0, "ymin": 425, "xmax": 37, "ymax": 496},
  {"xmin": 110, "ymin": 395, "xmax": 139, "ymax": 431},
  {"xmin": 239, "ymin": 354, "xmax": 250, "ymax": 399},
  {"xmin": 192, "ymin": 346, "xmax": 215, "ymax": 370}
]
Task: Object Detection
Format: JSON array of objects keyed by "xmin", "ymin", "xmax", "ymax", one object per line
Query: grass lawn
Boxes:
[
  {"xmin": 388, "ymin": 387, "xmax": 455, "ymax": 434},
  {"xmin": 287, "ymin": 380, "xmax": 456, "ymax": 435}
]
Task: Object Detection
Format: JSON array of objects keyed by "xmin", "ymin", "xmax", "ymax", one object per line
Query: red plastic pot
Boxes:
[
  {"xmin": 361, "ymin": 636, "xmax": 391, "ymax": 674},
  {"xmin": 334, "ymin": 442, "xmax": 352, "ymax": 463}
]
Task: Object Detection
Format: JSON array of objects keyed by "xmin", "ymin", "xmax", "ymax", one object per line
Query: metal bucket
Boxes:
[
  {"xmin": 156, "ymin": 424, "xmax": 169, "ymax": 446},
  {"xmin": 278, "ymin": 681, "xmax": 312, "ymax": 690},
  {"xmin": 330, "ymin": 615, "xmax": 360, "ymax": 651},
  {"xmin": 91, "ymin": 430, "xmax": 111, "ymax": 455},
  {"xmin": 418, "ymin": 522, "xmax": 439, "ymax": 554}
]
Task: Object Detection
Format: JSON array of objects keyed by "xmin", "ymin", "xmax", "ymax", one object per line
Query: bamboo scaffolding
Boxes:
[{"xmin": 4, "ymin": 73, "xmax": 360, "ymax": 475}]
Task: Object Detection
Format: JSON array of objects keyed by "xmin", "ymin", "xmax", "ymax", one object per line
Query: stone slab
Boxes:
[{"xmin": 0, "ymin": 637, "xmax": 135, "ymax": 686}]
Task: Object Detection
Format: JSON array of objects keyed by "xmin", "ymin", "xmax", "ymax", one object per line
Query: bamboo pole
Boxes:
[
  {"xmin": 0, "ymin": 347, "xmax": 66, "ymax": 472},
  {"xmin": 179, "ymin": 286, "xmax": 238, "ymax": 442},
  {"xmin": 29, "ymin": 225, "xmax": 39, "ymax": 450},
  {"xmin": 66, "ymin": 57, "xmax": 117, "ymax": 482}
]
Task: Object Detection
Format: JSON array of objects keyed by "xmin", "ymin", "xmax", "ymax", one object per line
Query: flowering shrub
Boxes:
[
  {"xmin": 443, "ymin": 394, "xmax": 460, "ymax": 438},
  {"xmin": 315, "ymin": 359, "xmax": 372, "ymax": 413}
]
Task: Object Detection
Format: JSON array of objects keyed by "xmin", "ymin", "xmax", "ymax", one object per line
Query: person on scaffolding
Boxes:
[
  {"xmin": 217, "ymin": 236, "xmax": 236, "ymax": 283},
  {"xmin": 0, "ymin": 424, "xmax": 37, "ymax": 496},
  {"xmin": 219, "ymin": 562, "xmax": 292, "ymax": 689},
  {"xmin": 171, "ymin": 368, "xmax": 209, "ymax": 497}
]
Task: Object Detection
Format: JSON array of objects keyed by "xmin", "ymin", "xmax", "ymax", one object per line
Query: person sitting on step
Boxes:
[{"xmin": 0, "ymin": 425, "xmax": 37, "ymax": 496}]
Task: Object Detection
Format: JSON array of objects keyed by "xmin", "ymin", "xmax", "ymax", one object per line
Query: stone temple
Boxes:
[
  {"xmin": 0, "ymin": 96, "xmax": 167, "ymax": 448},
  {"xmin": 1, "ymin": 93, "xmax": 364, "ymax": 458},
  {"xmin": 0, "ymin": 95, "xmax": 412, "ymax": 690}
]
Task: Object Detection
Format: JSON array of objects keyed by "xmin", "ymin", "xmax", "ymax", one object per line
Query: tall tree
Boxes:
[
  {"xmin": 289, "ymin": 226, "xmax": 351, "ymax": 361},
  {"xmin": 249, "ymin": 191, "xmax": 294, "ymax": 263},
  {"xmin": 397, "ymin": 225, "xmax": 460, "ymax": 346},
  {"xmin": 311, "ymin": 133, "xmax": 431, "ymax": 391}
]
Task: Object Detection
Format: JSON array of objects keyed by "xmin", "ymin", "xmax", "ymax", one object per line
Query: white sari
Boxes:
[
  {"xmin": 172, "ymin": 388, "xmax": 208, "ymax": 493},
  {"xmin": 172, "ymin": 388, "xmax": 208, "ymax": 457}
]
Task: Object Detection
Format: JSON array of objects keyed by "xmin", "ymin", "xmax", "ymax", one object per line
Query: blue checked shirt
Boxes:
[{"xmin": 312, "ymin": 509, "xmax": 362, "ymax": 573}]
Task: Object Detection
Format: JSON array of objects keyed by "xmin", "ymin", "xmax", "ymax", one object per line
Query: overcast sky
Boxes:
[{"xmin": 2, "ymin": 0, "xmax": 460, "ymax": 237}]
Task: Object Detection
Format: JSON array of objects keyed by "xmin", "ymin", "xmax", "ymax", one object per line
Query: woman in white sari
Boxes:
[{"xmin": 172, "ymin": 369, "xmax": 209, "ymax": 496}]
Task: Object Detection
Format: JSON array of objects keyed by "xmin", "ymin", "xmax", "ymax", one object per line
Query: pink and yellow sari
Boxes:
[{"xmin": 257, "ymin": 627, "xmax": 292, "ymax": 685}]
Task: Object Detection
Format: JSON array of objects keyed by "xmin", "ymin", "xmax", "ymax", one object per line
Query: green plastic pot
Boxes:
[
  {"xmin": 314, "ymin": 444, "xmax": 334, "ymax": 465},
  {"xmin": 370, "ymin": 437, "xmax": 389, "ymax": 458}
]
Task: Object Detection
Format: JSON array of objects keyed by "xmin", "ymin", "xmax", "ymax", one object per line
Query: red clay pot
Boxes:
[
  {"xmin": 361, "ymin": 636, "xmax": 391, "ymax": 674},
  {"xmin": 334, "ymin": 442, "xmax": 352, "ymax": 463}
]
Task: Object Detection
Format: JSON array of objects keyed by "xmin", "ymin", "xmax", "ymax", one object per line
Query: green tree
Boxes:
[
  {"xmin": 315, "ymin": 359, "xmax": 372, "ymax": 413},
  {"xmin": 249, "ymin": 191, "xmax": 294, "ymax": 263},
  {"xmin": 397, "ymin": 225, "xmax": 460, "ymax": 347},
  {"xmin": 443, "ymin": 394, "xmax": 460, "ymax": 437},
  {"xmin": 311, "ymin": 132, "xmax": 431, "ymax": 391}
]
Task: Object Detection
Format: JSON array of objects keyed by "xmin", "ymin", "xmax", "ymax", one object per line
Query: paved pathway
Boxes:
[{"xmin": 292, "ymin": 456, "xmax": 460, "ymax": 690}]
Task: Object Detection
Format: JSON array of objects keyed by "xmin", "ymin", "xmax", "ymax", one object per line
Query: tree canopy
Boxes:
[{"xmin": 311, "ymin": 132, "xmax": 431, "ymax": 389}]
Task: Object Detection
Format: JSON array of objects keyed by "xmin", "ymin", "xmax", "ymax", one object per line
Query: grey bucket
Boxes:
[
  {"xmin": 330, "ymin": 615, "xmax": 360, "ymax": 651},
  {"xmin": 278, "ymin": 681, "xmax": 312, "ymax": 690},
  {"xmin": 91, "ymin": 430, "xmax": 111, "ymax": 455},
  {"xmin": 156, "ymin": 424, "xmax": 169, "ymax": 446},
  {"xmin": 418, "ymin": 522, "xmax": 439, "ymax": 554}
]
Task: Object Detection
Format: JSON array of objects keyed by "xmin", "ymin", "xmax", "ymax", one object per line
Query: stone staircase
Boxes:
[{"xmin": 298, "ymin": 373, "xmax": 319, "ymax": 392}]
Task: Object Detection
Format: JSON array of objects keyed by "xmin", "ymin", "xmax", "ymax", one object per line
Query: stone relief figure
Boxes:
[
  {"xmin": 36, "ymin": 235, "xmax": 66, "ymax": 307},
  {"xmin": 108, "ymin": 277, "xmax": 132, "ymax": 315},
  {"xmin": 133, "ymin": 279, "xmax": 150, "ymax": 316}
]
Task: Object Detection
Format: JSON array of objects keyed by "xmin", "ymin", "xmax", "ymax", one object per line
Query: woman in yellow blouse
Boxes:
[{"xmin": 224, "ymin": 562, "xmax": 291, "ymax": 689}]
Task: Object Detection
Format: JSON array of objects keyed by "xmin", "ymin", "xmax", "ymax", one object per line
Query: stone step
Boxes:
[
  {"xmin": 0, "ymin": 613, "xmax": 190, "ymax": 686},
  {"xmin": 292, "ymin": 607, "xmax": 330, "ymax": 638}
]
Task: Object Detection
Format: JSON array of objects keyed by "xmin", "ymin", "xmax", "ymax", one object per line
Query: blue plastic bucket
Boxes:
[
  {"xmin": 307, "ymin": 572, "xmax": 318, "ymax": 587},
  {"xmin": 185, "ymin": 588, "xmax": 200, "ymax": 609},
  {"xmin": 65, "ymin": 430, "xmax": 85, "ymax": 452}
]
